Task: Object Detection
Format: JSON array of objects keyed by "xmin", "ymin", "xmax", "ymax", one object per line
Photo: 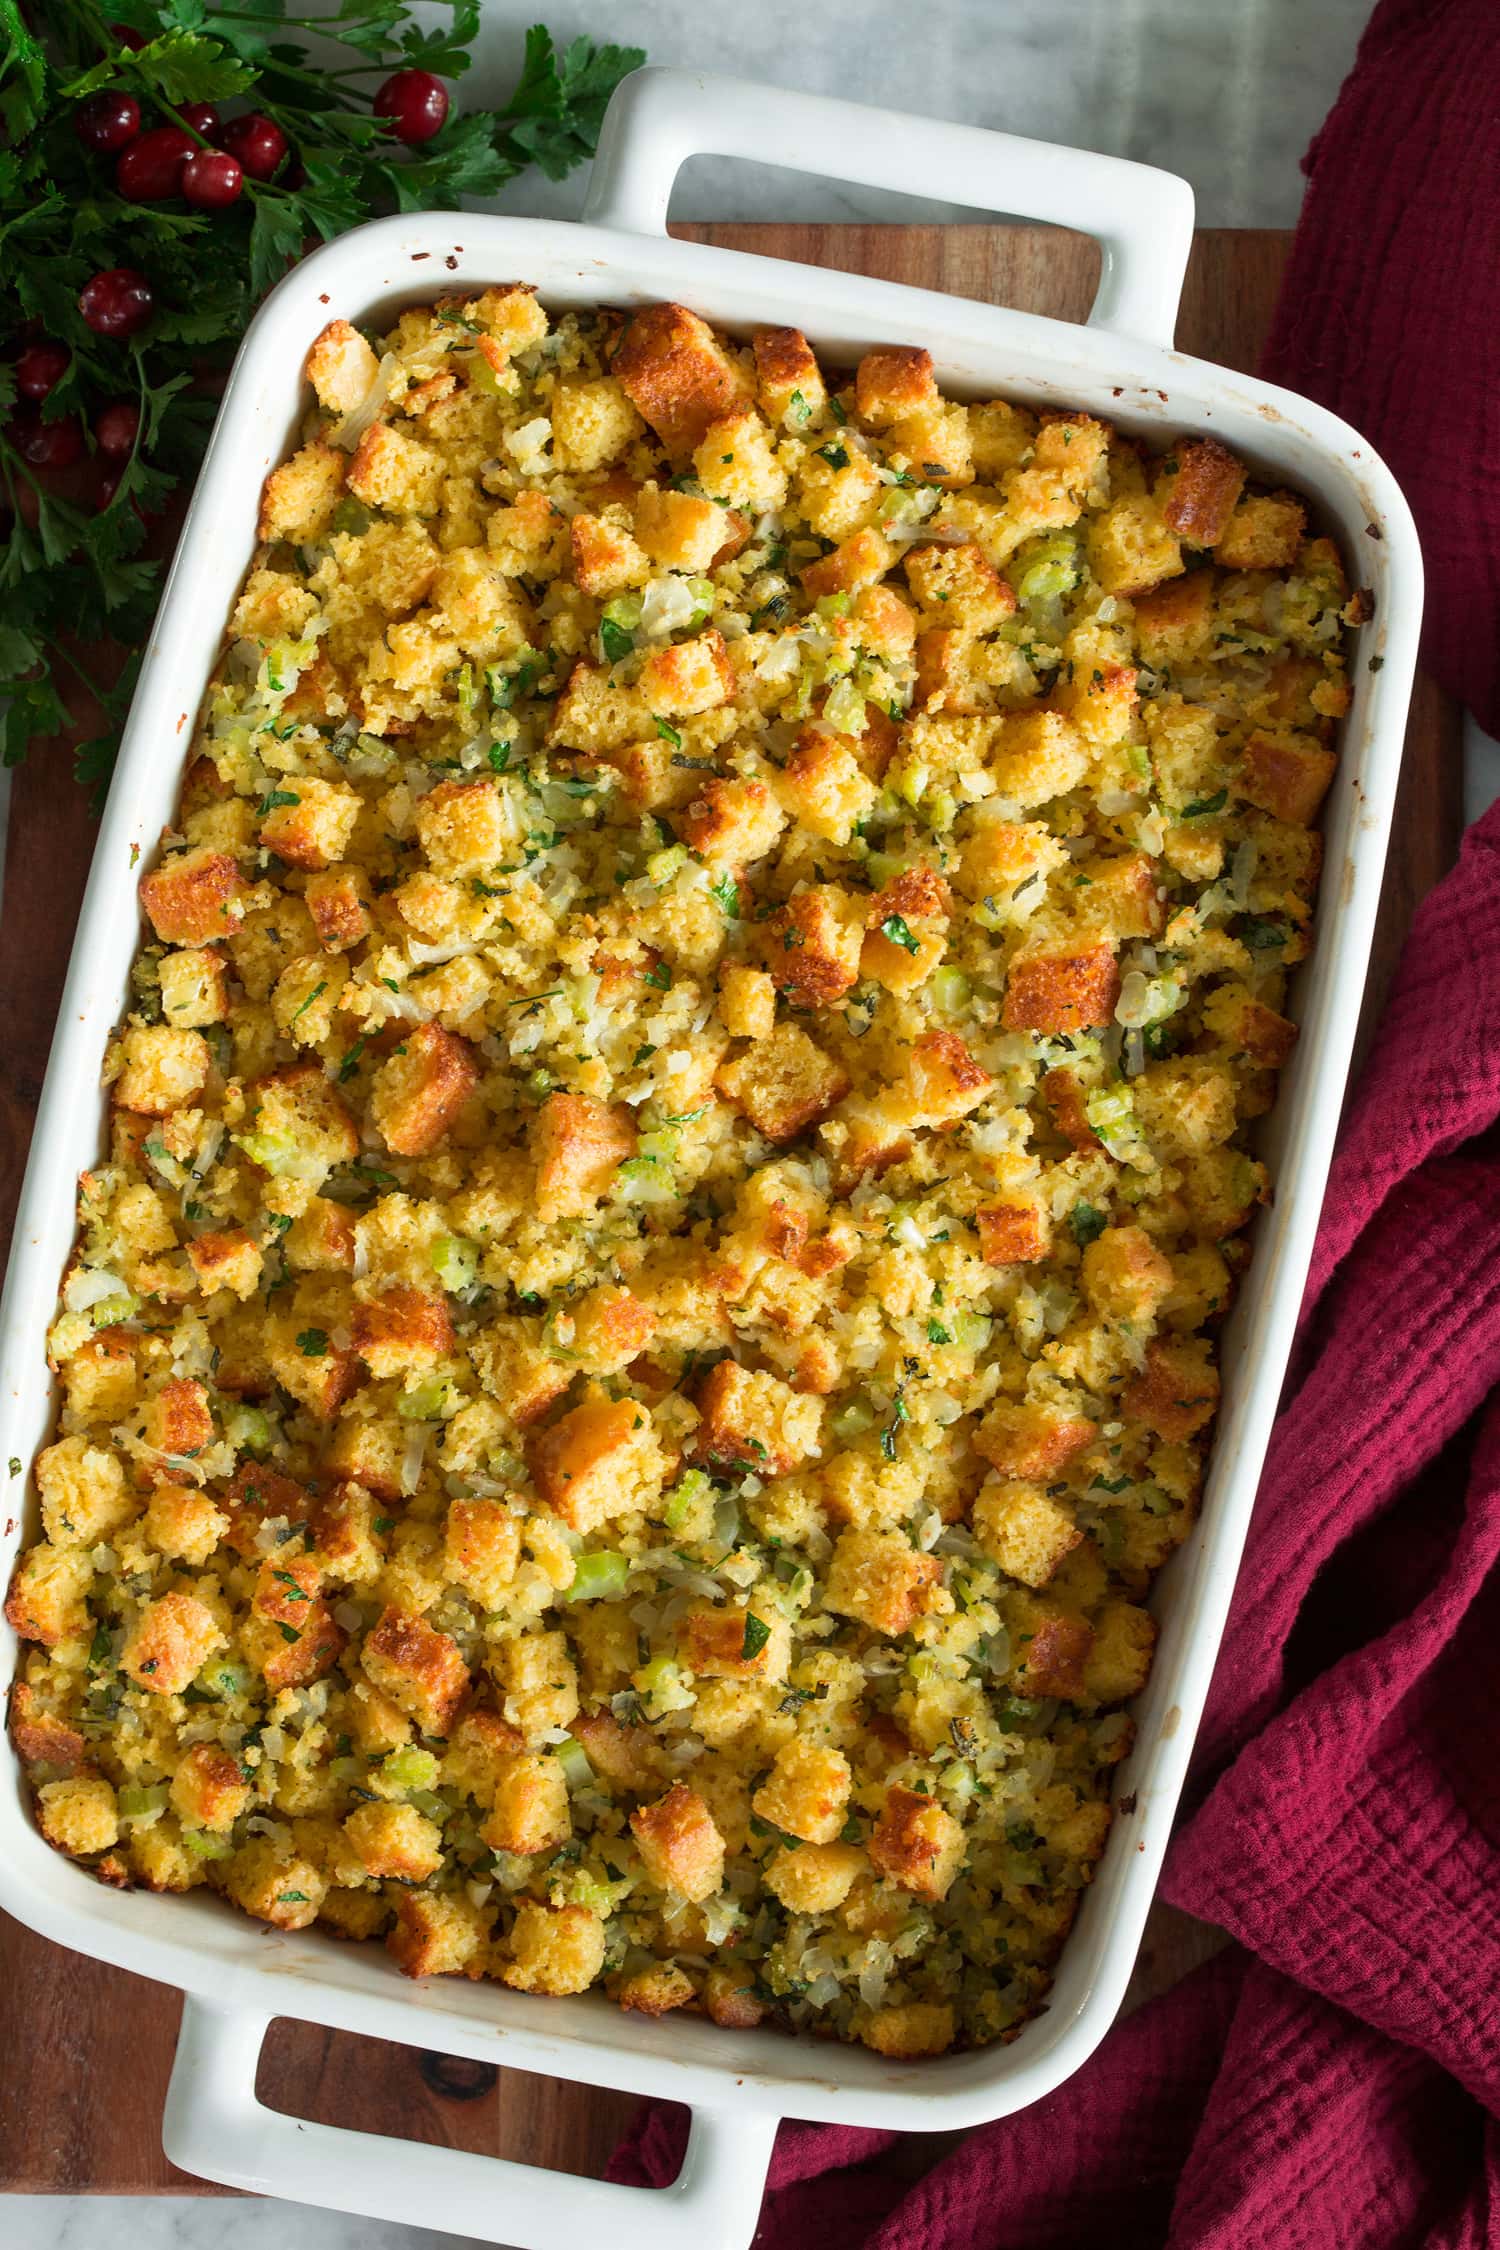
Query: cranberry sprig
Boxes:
[{"xmin": 0, "ymin": 6, "xmax": 644, "ymax": 792}]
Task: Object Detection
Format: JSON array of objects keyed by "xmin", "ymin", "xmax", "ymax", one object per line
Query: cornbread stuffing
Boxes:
[{"xmin": 6, "ymin": 289, "xmax": 1361, "ymax": 2055}]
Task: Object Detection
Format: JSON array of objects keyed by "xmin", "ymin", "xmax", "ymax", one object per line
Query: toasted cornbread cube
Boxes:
[
  {"xmin": 763, "ymin": 1839, "xmax": 864, "ymax": 1915},
  {"xmin": 825, "ymin": 1529, "xmax": 944, "ymax": 1638},
  {"xmin": 36, "ymin": 1435, "xmax": 133, "ymax": 1548},
  {"xmin": 640, "ymin": 628, "xmax": 734, "ymax": 717},
  {"xmin": 501, "ymin": 1899, "xmax": 606, "ymax": 1994},
  {"xmin": 690, "ymin": 1360, "xmax": 822, "ymax": 1477},
  {"xmin": 1009, "ymin": 1597, "xmax": 1095, "ymax": 1698},
  {"xmin": 795, "ymin": 445, "xmax": 884, "ymax": 540},
  {"xmin": 567, "ymin": 1284, "xmax": 655, "ymax": 1376},
  {"xmin": 112, "ymin": 1024, "xmax": 208, "ymax": 1115},
  {"xmin": 550, "ymin": 376, "xmax": 644, "ymax": 471},
  {"xmin": 170, "ymin": 1743, "xmax": 251, "ymax": 1833},
  {"xmin": 677, "ymin": 1602, "xmax": 790, "ymax": 1684},
  {"xmin": 143, "ymin": 1483, "xmax": 227, "ymax": 1566},
  {"xmin": 858, "ymin": 2001, "xmax": 956, "ymax": 2057},
  {"xmin": 532, "ymin": 1092, "xmax": 635, "ymax": 1222},
  {"xmin": 140, "ymin": 1375, "xmax": 214, "ymax": 1457},
  {"xmin": 1082, "ymin": 1600, "xmax": 1157, "ymax": 1703},
  {"xmin": 259, "ymin": 774, "xmax": 361, "ymax": 870},
  {"xmin": 693, "ymin": 408, "xmax": 786, "ymax": 512},
  {"xmin": 973, "ymin": 1478, "xmax": 1081, "ymax": 1587},
  {"xmin": 1200, "ymin": 985, "xmax": 1299, "ymax": 1068},
  {"xmin": 1122, "ymin": 1336, "xmax": 1220, "ymax": 1441},
  {"xmin": 718, "ymin": 962, "xmax": 777, "ymax": 1040},
  {"xmin": 569, "ymin": 1706, "xmax": 660, "ymax": 1793},
  {"xmin": 634, "ymin": 484, "xmax": 730, "ymax": 572},
  {"xmin": 716, "ymin": 1022, "xmax": 849, "ymax": 1144},
  {"xmin": 5, "ymin": 1542, "xmax": 93, "ymax": 1649},
  {"xmin": 370, "ymin": 1024, "xmax": 478, "ymax": 1157},
  {"xmin": 61, "ymin": 1327, "xmax": 138, "ymax": 1420},
  {"xmin": 319, "ymin": 1886, "xmax": 392, "ymax": 1941},
  {"xmin": 1077, "ymin": 849, "xmax": 1167, "ymax": 940},
  {"xmin": 304, "ymin": 865, "xmax": 373, "ymax": 953},
  {"xmin": 264, "ymin": 1320, "xmax": 363, "ymax": 1424},
  {"xmin": 702, "ymin": 1964, "xmax": 766, "ymax": 2028},
  {"xmin": 800, "ymin": 526, "xmax": 895, "ymax": 599},
  {"xmin": 158, "ymin": 946, "xmax": 229, "ymax": 1028},
  {"xmin": 442, "ymin": 1493, "xmax": 522, "ymax": 1608},
  {"xmin": 1055, "ymin": 660, "xmax": 1139, "ymax": 751},
  {"xmin": 904, "ymin": 540, "xmax": 1015, "ymax": 630},
  {"xmin": 413, "ymin": 778, "xmax": 507, "ymax": 877},
  {"xmin": 975, "ymin": 1400, "xmax": 1094, "ymax": 1481},
  {"xmin": 1081, "ymin": 1225, "xmax": 1173, "ymax": 1323},
  {"xmin": 975, "ymin": 1201, "xmax": 1049, "ymax": 1267},
  {"xmin": 347, "ymin": 419, "xmax": 442, "ymax": 515},
  {"xmin": 122, "ymin": 1590, "xmax": 224, "ymax": 1695},
  {"xmin": 363, "ymin": 1606, "xmax": 470, "ymax": 1736},
  {"xmin": 989, "ymin": 708, "xmax": 1090, "ymax": 807},
  {"xmin": 1239, "ymin": 729, "xmax": 1338, "ymax": 826},
  {"xmin": 440, "ymin": 1705, "xmax": 525, "ymax": 1807},
  {"xmin": 1133, "ymin": 571, "xmax": 1216, "ymax": 668},
  {"xmin": 1158, "ymin": 437, "xmax": 1245, "ymax": 546},
  {"xmin": 529, "ymin": 1395, "xmax": 665, "ymax": 1534},
  {"xmin": 869, "ymin": 1785, "xmax": 964, "ymax": 1900},
  {"xmin": 350, "ymin": 1285, "xmax": 453, "ymax": 1378},
  {"xmin": 752, "ymin": 1738, "xmax": 851, "ymax": 1844},
  {"xmin": 259, "ymin": 437, "xmax": 345, "ymax": 542},
  {"xmin": 224, "ymin": 1837, "xmax": 327, "ymax": 1930},
  {"xmin": 568, "ymin": 510, "xmax": 649, "ymax": 597},
  {"xmin": 777, "ymin": 733, "xmax": 877, "ymax": 849},
  {"xmin": 466, "ymin": 1318, "xmax": 569, "ymax": 1429},
  {"xmin": 966, "ymin": 398, "xmax": 1034, "ymax": 477},
  {"xmin": 618, "ymin": 1963, "xmax": 695, "ymax": 2016},
  {"xmin": 680, "ymin": 775, "xmax": 786, "ymax": 868},
  {"xmin": 306, "ymin": 318, "xmax": 380, "ymax": 414},
  {"xmin": 613, "ymin": 302, "xmax": 746, "ymax": 454},
  {"xmin": 186, "ymin": 1228, "xmax": 262, "ymax": 1301},
  {"xmin": 752, "ymin": 325, "xmax": 826, "ymax": 426},
  {"xmin": 245, "ymin": 1588, "xmax": 346, "ymax": 1697},
  {"xmin": 309, "ymin": 1479, "xmax": 384, "ymax": 1584},
  {"xmin": 8, "ymin": 1684, "xmax": 86, "ymax": 1775},
  {"xmin": 630, "ymin": 1781, "xmax": 725, "ymax": 1902},
  {"xmin": 956, "ymin": 814, "xmax": 1067, "ymax": 911},
  {"xmin": 903, "ymin": 1029, "xmax": 991, "ymax": 1127},
  {"xmin": 548, "ymin": 659, "xmax": 651, "ymax": 754},
  {"xmin": 1087, "ymin": 495, "xmax": 1183, "ymax": 596},
  {"xmin": 1002, "ymin": 945, "xmax": 1120, "ymax": 1034},
  {"xmin": 853, "ymin": 583, "xmax": 917, "ymax": 659},
  {"xmin": 855, "ymin": 344, "xmax": 937, "ymax": 426},
  {"xmin": 480, "ymin": 1750, "xmax": 570, "ymax": 1855},
  {"xmin": 344, "ymin": 1799, "xmax": 444, "ymax": 1882},
  {"xmin": 38, "ymin": 1775, "xmax": 119, "ymax": 1858},
  {"xmin": 244, "ymin": 1062, "xmax": 360, "ymax": 1181},
  {"xmin": 1213, "ymin": 491, "xmax": 1306, "ymax": 570},
  {"xmin": 764, "ymin": 885, "xmax": 864, "ymax": 1009},
  {"xmin": 388, "ymin": 1888, "xmax": 492, "ymax": 1979},
  {"xmin": 496, "ymin": 1628, "xmax": 579, "ymax": 1742}
]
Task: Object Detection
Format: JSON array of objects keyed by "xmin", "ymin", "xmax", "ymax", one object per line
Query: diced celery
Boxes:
[
  {"xmin": 823, "ymin": 676, "xmax": 867, "ymax": 734},
  {"xmin": 328, "ymin": 497, "xmax": 372, "ymax": 537},
  {"xmin": 199, "ymin": 1659, "xmax": 251, "ymax": 1700},
  {"xmin": 382, "ymin": 1746, "xmax": 439, "ymax": 1793},
  {"xmin": 1015, "ymin": 533, "xmax": 1080, "ymax": 606},
  {"xmin": 1084, "ymin": 1084, "xmax": 1139, "ymax": 1154},
  {"xmin": 118, "ymin": 1783, "xmax": 169, "ymax": 1822},
  {"xmin": 646, "ymin": 843, "xmax": 687, "ymax": 887},
  {"xmin": 556, "ymin": 1736, "xmax": 593, "ymax": 1789},
  {"xmin": 396, "ymin": 1376, "xmax": 456, "ymax": 1422},
  {"xmin": 954, "ymin": 1311, "xmax": 993, "ymax": 1353},
  {"xmin": 182, "ymin": 1828, "xmax": 234, "ymax": 1860},
  {"xmin": 567, "ymin": 1550, "xmax": 630, "ymax": 1603},
  {"xmin": 685, "ymin": 575, "xmax": 715, "ymax": 628},
  {"xmin": 430, "ymin": 1234, "xmax": 479, "ymax": 1294},
  {"xmin": 411, "ymin": 1789, "xmax": 448, "ymax": 1821},
  {"xmin": 893, "ymin": 760, "xmax": 929, "ymax": 808},
  {"xmin": 232, "ymin": 1126, "xmax": 324, "ymax": 1182},
  {"xmin": 89, "ymin": 1292, "xmax": 138, "ymax": 1329},
  {"xmin": 829, "ymin": 1398, "xmax": 876, "ymax": 1445},
  {"xmin": 224, "ymin": 1404, "xmax": 273, "ymax": 1458},
  {"xmin": 662, "ymin": 1468, "xmax": 712, "ymax": 1532},
  {"xmin": 454, "ymin": 662, "xmax": 477, "ymax": 715},
  {"xmin": 602, "ymin": 593, "xmax": 642, "ymax": 631},
  {"xmin": 635, "ymin": 1654, "xmax": 695, "ymax": 1717},
  {"xmin": 921, "ymin": 788, "xmax": 958, "ymax": 834},
  {"xmin": 931, "ymin": 967, "xmax": 971, "ymax": 1016}
]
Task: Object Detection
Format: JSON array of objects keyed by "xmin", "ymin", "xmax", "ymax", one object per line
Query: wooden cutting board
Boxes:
[{"xmin": 0, "ymin": 223, "xmax": 1462, "ymax": 2198}]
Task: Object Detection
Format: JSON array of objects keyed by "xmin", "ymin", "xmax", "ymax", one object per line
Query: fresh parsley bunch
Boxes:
[{"xmin": 0, "ymin": 1, "xmax": 643, "ymax": 795}]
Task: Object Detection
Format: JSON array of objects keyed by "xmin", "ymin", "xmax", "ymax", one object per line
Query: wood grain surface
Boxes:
[{"xmin": 0, "ymin": 223, "xmax": 1462, "ymax": 2199}]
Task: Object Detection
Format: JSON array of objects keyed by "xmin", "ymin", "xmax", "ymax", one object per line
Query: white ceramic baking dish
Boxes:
[{"xmin": 0, "ymin": 66, "xmax": 1421, "ymax": 2249}]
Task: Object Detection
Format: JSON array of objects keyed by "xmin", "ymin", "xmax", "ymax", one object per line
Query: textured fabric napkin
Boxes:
[{"xmin": 611, "ymin": 1, "xmax": 1500, "ymax": 2237}]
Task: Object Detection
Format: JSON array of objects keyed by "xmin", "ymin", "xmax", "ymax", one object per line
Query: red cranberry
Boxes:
[
  {"xmin": 95, "ymin": 401, "xmax": 141, "ymax": 458},
  {"xmin": 15, "ymin": 342, "xmax": 70, "ymax": 401},
  {"xmin": 79, "ymin": 267, "xmax": 155, "ymax": 338},
  {"xmin": 175, "ymin": 101, "xmax": 219, "ymax": 138},
  {"xmin": 110, "ymin": 21, "xmax": 147, "ymax": 48},
  {"xmin": 74, "ymin": 90, "xmax": 141, "ymax": 153},
  {"xmin": 116, "ymin": 125, "xmax": 192, "ymax": 201},
  {"xmin": 182, "ymin": 149, "xmax": 243, "ymax": 208},
  {"xmin": 96, "ymin": 467, "xmax": 123, "ymax": 510},
  {"xmin": 217, "ymin": 111, "xmax": 288, "ymax": 181},
  {"xmin": 373, "ymin": 69, "xmax": 449, "ymax": 145},
  {"xmin": 14, "ymin": 412, "xmax": 85, "ymax": 471}
]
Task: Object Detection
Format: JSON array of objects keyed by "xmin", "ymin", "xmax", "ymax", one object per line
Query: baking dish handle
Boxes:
[
  {"xmin": 164, "ymin": 1998, "xmax": 778, "ymax": 2250},
  {"xmin": 583, "ymin": 66, "xmax": 1193, "ymax": 348}
]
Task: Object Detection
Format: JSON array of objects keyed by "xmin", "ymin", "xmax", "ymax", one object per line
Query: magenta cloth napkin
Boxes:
[{"xmin": 611, "ymin": 4, "xmax": 1500, "ymax": 2238}]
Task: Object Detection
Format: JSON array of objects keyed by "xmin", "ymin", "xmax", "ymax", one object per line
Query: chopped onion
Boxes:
[{"xmin": 330, "ymin": 352, "xmax": 398, "ymax": 452}]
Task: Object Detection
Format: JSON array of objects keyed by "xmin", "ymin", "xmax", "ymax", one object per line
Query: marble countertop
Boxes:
[{"xmin": 12, "ymin": 2, "xmax": 1377, "ymax": 2247}]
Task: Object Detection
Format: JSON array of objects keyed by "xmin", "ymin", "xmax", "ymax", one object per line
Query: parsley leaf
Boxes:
[{"xmin": 740, "ymin": 1613, "xmax": 772, "ymax": 1661}]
